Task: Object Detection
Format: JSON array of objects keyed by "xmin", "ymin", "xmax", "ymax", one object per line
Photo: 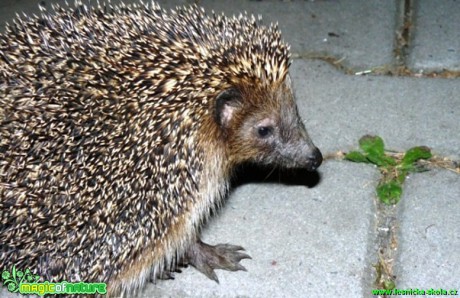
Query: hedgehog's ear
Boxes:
[{"xmin": 214, "ymin": 88, "xmax": 242, "ymax": 128}]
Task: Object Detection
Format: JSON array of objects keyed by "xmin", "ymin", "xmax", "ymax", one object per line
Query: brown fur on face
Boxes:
[{"xmin": 215, "ymin": 79, "xmax": 321, "ymax": 170}]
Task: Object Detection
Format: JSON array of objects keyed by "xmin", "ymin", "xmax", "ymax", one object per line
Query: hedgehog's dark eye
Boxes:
[{"xmin": 257, "ymin": 126, "xmax": 273, "ymax": 138}]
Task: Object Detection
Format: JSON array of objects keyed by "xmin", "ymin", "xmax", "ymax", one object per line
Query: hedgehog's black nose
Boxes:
[{"xmin": 307, "ymin": 147, "xmax": 322, "ymax": 171}]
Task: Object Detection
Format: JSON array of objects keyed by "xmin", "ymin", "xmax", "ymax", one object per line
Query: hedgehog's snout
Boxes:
[
  {"xmin": 305, "ymin": 146, "xmax": 322, "ymax": 171},
  {"xmin": 273, "ymin": 139, "xmax": 322, "ymax": 171},
  {"xmin": 287, "ymin": 142, "xmax": 322, "ymax": 171}
]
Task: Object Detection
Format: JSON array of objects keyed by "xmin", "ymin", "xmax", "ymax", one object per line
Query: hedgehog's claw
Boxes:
[
  {"xmin": 185, "ymin": 238, "xmax": 251, "ymax": 282},
  {"xmin": 151, "ymin": 262, "xmax": 187, "ymax": 283}
]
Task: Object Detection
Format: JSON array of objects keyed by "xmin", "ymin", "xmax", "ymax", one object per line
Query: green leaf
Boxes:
[
  {"xmin": 402, "ymin": 146, "xmax": 432, "ymax": 165},
  {"xmin": 366, "ymin": 153, "xmax": 385, "ymax": 166},
  {"xmin": 345, "ymin": 151, "xmax": 369, "ymax": 163},
  {"xmin": 366, "ymin": 153, "xmax": 396, "ymax": 167},
  {"xmin": 359, "ymin": 135, "xmax": 385, "ymax": 157},
  {"xmin": 377, "ymin": 181, "xmax": 402, "ymax": 205},
  {"xmin": 381, "ymin": 155, "xmax": 397, "ymax": 166}
]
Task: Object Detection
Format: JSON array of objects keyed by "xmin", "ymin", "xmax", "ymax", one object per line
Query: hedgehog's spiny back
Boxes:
[
  {"xmin": 1, "ymin": 2, "xmax": 290, "ymax": 96},
  {"xmin": 0, "ymin": 1, "xmax": 292, "ymax": 290}
]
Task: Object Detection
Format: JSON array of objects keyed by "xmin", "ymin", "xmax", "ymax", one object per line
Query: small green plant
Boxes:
[{"xmin": 345, "ymin": 135, "xmax": 432, "ymax": 204}]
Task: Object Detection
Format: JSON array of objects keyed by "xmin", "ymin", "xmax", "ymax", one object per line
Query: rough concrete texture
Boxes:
[
  {"xmin": 0, "ymin": 1, "xmax": 459, "ymax": 298},
  {"xmin": 194, "ymin": 0, "xmax": 397, "ymax": 70},
  {"xmin": 408, "ymin": 0, "xmax": 460, "ymax": 71},
  {"xmin": 143, "ymin": 161, "xmax": 377, "ymax": 297},
  {"xmin": 397, "ymin": 169, "xmax": 460, "ymax": 290},
  {"xmin": 292, "ymin": 60, "xmax": 460, "ymax": 158}
]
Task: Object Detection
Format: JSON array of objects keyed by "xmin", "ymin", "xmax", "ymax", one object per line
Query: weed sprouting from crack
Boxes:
[
  {"xmin": 324, "ymin": 135, "xmax": 459, "ymax": 292},
  {"xmin": 344, "ymin": 135, "xmax": 432, "ymax": 204},
  {"xmin": 325, "ymin": 135, "xmax": 460, "ymax": 204}
]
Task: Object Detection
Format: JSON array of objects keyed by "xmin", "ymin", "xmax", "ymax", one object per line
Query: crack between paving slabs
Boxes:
[
  {"xmin": 323, "ymin": 150, "xmax": 459, "ymax": 295},
  {"xmin": 291, "ymin": 0, "xmax": 459, "ymax": 80}
]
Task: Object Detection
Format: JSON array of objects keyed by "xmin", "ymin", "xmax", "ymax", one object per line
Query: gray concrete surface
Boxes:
[
  {"xmin": 408, "ymin": 0, "xmax": 460, "ymax": 71},
  {"xmin": 397, "ymin": 169, "xmax": 460, "ymax": 291},
  {"xmin": 0, "ymin": 0, "xmax": 459, "ymax": 298},
  {"xmin": 196, "ymin": 0, "xmax": 397, "ymax": 70},
  {"xmin": 143, "ymin": 161, "xmax": 378, "ymax": 297}
]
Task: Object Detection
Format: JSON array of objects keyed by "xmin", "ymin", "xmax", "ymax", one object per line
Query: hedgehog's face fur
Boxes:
[{"xmin": 214, "ymin": 77, "xmax": 322, "ymax": 171}]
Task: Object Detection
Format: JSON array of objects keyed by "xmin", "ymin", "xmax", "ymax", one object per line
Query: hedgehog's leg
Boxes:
[{"xmin": 184, "ymin": 238, "xmax": 251, "ymax": 283}]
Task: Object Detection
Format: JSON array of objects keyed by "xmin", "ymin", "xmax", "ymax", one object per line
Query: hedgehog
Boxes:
[{"xmin": 0, "ymin": 1, "xmax": 322, "ymax": 297}]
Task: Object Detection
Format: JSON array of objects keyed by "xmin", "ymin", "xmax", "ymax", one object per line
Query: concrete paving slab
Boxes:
[
  {"xmin": 291, "ymin": 60, "xmax": 460, "ymax": 159},
  {"xmin": 142, "ymin": 161, "xmax": 377, "ymax": 298},
  {"xmin": 396, "ymin": 169, "xmax": 460, "ymax": 292},
  {"xmin": 408, "ymin": 0, "xmax": 460, "ymax": 71},
  {"xmin": 196, "ymin": 0, "xmax": 397, "ymax": 70},
  {"xmin": 0, "ymin": 0, "xmax": 45, "ymax": 30}
]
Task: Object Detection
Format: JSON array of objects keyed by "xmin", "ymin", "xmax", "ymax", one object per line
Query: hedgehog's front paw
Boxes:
[{"xmin": 185, "ymin": 238, "xmax": 251, "ymax": 283}]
